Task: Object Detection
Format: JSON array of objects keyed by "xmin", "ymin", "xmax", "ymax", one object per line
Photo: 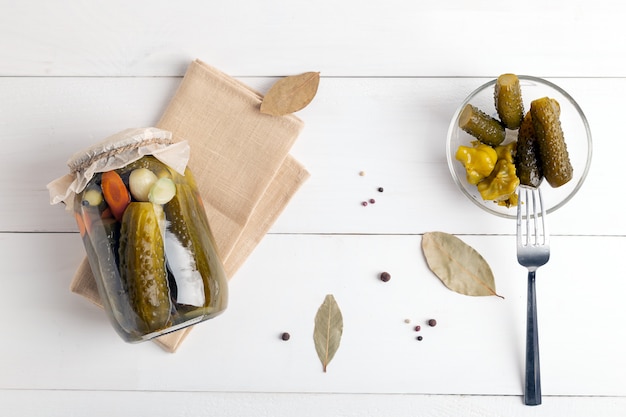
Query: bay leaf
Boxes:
[
  {"xmin": 313, "ymin": 294, "xmax": 343, "ymax": 372},
  {"xmin": 421, "ymin": 231, "xmax": 503, "ymax": 298},
  {"xmin": 260, "ymin": 71, "xmax": 320, "ymax": 116}
]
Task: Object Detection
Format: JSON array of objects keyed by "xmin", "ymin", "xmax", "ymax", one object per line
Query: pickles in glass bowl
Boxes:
[{"xmin": 446, "ymin": 75, "xmax": 593, "ymax": 219}]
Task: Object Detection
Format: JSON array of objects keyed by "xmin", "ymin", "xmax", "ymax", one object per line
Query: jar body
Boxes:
[{"xmin": 74, "ymin": 156, "xmax": 228, "ymax": 342}]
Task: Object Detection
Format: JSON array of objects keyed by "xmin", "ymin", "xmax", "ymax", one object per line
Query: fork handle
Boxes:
[{"xmin": 525, "ymin": 271, "xmax": 542, "ymax": 405}]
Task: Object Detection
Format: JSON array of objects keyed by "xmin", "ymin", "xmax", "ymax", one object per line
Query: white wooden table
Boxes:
[{"xmin": 2, "ymin": 1, "xmax": 625, "ymax": 415}]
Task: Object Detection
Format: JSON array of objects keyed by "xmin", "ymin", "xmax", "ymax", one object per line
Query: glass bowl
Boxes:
[{"xmin": 446, "ymin": 75, "xmax": 593, "ymax": 219}]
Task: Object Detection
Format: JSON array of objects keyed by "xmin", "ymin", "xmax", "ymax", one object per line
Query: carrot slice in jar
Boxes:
[
  {"xmin": 75, "ymin": 212, "xmax": 86, "ymax": 237},
  {"xmin": 101, "ymin": 170, "xmax": 131, "ymax": 221}
]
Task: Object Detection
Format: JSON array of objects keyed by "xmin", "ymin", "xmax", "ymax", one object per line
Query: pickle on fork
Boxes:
[
  {"xmin": 515, "ymin": 111, "xmax": 544, "ymax": 188},
  {"xmin": 530, "ymin": 97, "xmax": 573, "ymax": 187}
]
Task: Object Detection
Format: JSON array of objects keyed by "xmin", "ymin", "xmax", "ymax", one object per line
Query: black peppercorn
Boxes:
[
  {"xmin": 380, "ymin": 272, "xmax": 391, "ymax": 282},
  {"xmin": 417, "ymin": 336, "xmax": 423, "ymax": 341},
  {"xmin": 281, "ymin": 332, "xmax": 290, "ymax": 341},
  {"xmin": 428, "ymin": 319, "xmax": 437, "ymax": 327},
  {"xmin": 377, "ymin": 187, "xmax": 384, "ymax": 192}
]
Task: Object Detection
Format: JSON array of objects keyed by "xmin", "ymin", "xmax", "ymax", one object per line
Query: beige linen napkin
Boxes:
[{"xmin": 70, "ymin": 59, "xmax": 310, "ymax": 352}]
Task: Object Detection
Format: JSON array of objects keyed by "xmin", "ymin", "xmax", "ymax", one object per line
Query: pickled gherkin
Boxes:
[
  {"xmin": 163, "ymin": 181, "xmax": 227, "ymax": 316},
  {"xmin": 495, "ymin": 73, "xmax": 524, "ymax": 130},
  {"xmin": 515, "ymin": 111, "xmax": 543, "ymax": 187},
  {"xmin": 458, "ymin": 104, "xmax": 506, "ymax": 146},
  {"xmin": 163, "ymin": 184, "xmax": 208, "ymax": 308},
  {"xmin": 78, "ymin": 204, "xmax": 138, "ymax": 338},
  {"xmin": 530, "ymin": 97, "xmax": 573, "ymax": 187},
  {"xmin": 119, "ymin": 202, "xmax": 171, "ymax": 333}
]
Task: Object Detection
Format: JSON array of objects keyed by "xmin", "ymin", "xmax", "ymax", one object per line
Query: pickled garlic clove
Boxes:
[
  {"xmin": 149, "ymin": 177, "xmax": 176, "ymax": 205},
  {"xmin": 129, "ymin": 168, "xmax": 158, "ymax": 202}
]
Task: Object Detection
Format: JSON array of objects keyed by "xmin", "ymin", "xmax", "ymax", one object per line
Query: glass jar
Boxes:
[{"xmin": 62, "ymin": 128, "xmax": 228, "ymax": 343}]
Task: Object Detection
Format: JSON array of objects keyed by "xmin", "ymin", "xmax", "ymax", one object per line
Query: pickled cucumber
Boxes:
[
  {"xmin": 87, "ymin": 217, "xmax": 141, "ymax": 337},
  {"xmin": 515, "ymin": 112, "xmax": 543, "ymax": 187},
  {"xmin": 495, "ymin": 73, "xmax": 524, "ymax": 130},
  {"xmin": 75, "ymin": 184, "xmax": 141, "ymax": 339},
  {"xmin": 530, "ymin": 97, "xmax": 573, "ymax": 187},
  {"xmin": 119, "ymin": 202, "xmax": 171, "ymax": 333},
  {"xmin": 458, "ymin": 104, "xmax": 506, "ymax": 146},
  {"xmin": 163, "ymin": 183, "xmax": 212, "ymax": 308}
]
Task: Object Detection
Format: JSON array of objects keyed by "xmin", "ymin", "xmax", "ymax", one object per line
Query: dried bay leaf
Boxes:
[
  {"xmin": 313, "ymin": 294, "xmax": 343, "ymax": 372},
  {"xmin": 260, "ymin": 71, "xmax": 320, "ymax": 116},
  {"xmin": 422, "ymin": 231, "xmax": 503, "ymax": 298}
]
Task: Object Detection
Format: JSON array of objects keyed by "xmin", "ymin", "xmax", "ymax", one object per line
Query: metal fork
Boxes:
[{"xmin": 516, "ymin": 186, "xmax": 550, "ymax": 406}]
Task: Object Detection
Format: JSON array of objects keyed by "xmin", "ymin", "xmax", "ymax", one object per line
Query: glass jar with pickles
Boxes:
[{"xmin": 52, "ymin": 128, "xmax": 228, "ymax": 343}]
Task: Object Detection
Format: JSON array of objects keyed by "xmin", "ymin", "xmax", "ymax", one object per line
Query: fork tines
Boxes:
[{"xmin": 517, "ymin": 186, "xmax": 549, "ymax": 248}]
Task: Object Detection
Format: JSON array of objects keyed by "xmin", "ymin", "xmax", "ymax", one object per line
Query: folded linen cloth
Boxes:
[{"xmin": 70, "ymin": 59, "xmax": 310, "ymax": 352}]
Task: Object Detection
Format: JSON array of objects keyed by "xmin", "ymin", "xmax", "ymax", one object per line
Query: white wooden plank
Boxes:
[
  {"xmin": 1, "ymin": 77, "xmax": 619, "ymax": 236},
  {"xmin": 2, "ymin": 233, "xmax": 625, "ymax": 396},
  {"xmin": 1, "ymin": 390, "xmax": 625, "ymax": 417},
  {"xmin": 1, "ymin": 0, "xmax": 625, "ymax": 77}
]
